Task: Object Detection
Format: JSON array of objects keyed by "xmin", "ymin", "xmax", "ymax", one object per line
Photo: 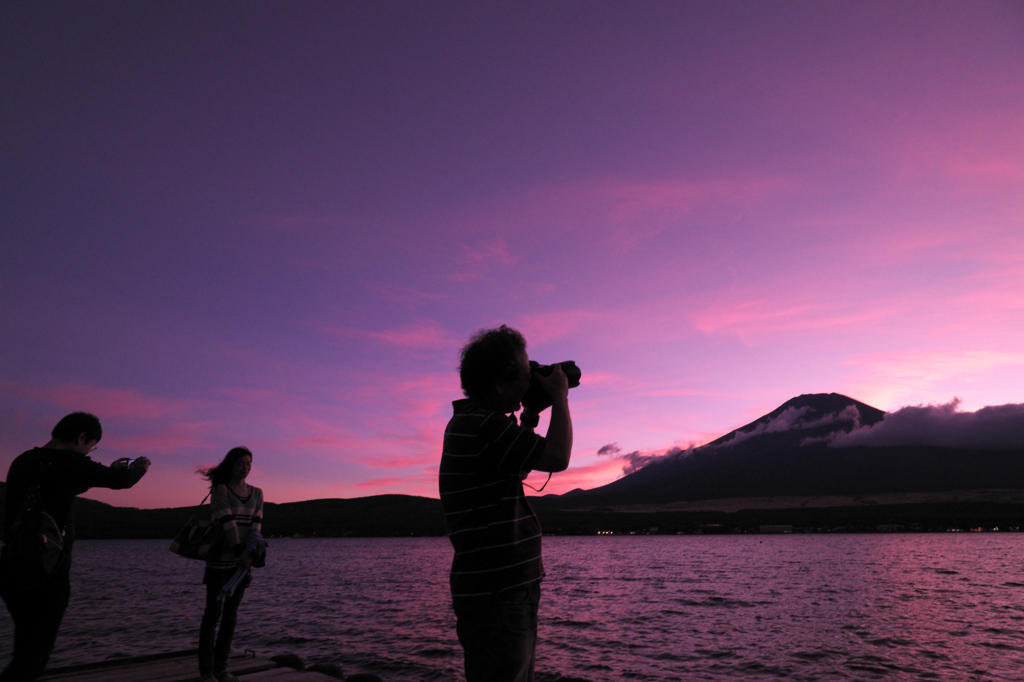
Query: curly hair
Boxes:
[{"xmin": 458, "ymin": 325, "xmax": 527, "ymax": 398}]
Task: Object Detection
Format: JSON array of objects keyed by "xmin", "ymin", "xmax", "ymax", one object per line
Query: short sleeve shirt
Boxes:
[{"xmin": 439, "ymin": 398, "xmax": 546, "ymax": 603}]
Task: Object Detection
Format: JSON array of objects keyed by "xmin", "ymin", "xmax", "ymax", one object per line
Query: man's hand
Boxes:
[
  {"xmin": 113, "ymin": 457, "xmax": 151, "ymax": 473},
  {"xmin": 536, "ymin": 365, "xmax": 569, "ymax": 404},
  {"xmin": 530, "ymin": 365, "xmax": 573, "ymax": 473},
  {"xmin": 520, "ymin": 408, "xmax": 540, "ymax": 430}
]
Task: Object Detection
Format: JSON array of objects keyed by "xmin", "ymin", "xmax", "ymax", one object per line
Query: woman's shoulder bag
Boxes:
[
  {"xmin": 168, "ymin": 490, "xmax": 220, "ymax": 560},
  {"xmin": 6, "ymin": 481, "xmax": 66, "ymax": 588}
]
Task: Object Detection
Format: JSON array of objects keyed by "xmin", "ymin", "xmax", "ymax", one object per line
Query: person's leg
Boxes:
[
  {"xmin": 455, "ymin": 596, "xmax": 500, "ymax": 682},
  {"xmin": 213, "ymin": 574, "xmax": 249, "ymax": 676},
  {"xmin": 198, "ymin": 571, "xmax": 229, "ymax": 678},
  {"xmin": 0, "ymin": 571, "xmax": 71, "ymax": 682},
  {"xmin": 495, "ymin": 583, "xmax": 540, "ymax": 682},
  {"xmin": 454, "ymin": 583, "xmax": 540, "ymax": 682}
]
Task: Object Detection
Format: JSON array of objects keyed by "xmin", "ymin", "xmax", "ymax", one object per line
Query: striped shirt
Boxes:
[
  {"xmin": 207, "ymin": 484, "xmax": 264, "ymax": 571},
  {"xmin": 439, "ymin": 398, "xmax": 546, "ymax": 604}
]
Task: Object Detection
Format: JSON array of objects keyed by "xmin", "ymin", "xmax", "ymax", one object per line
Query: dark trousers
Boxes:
[
  {"xmin": 198, "ymin": 567, "xmax": 250, "ymax": 677},
  {"xmin": 0, "ymin": 556, "xmax": 71, "ymax": 682},
  {"xmin": 454, "ymin": 583, "xmax": 541, "ymax": 682}
]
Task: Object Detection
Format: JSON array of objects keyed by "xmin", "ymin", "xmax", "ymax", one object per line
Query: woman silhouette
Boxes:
[{"xmin": 196, "ymin": 447, "xmax": 264, "ymax": 682}]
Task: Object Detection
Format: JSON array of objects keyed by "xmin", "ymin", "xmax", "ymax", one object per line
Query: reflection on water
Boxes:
[{"xmin": 2, "ymin": 535, "xmax": 1024, "ymax": 680}]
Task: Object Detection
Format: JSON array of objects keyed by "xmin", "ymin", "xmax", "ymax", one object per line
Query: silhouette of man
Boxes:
[
  {"xmin": 440, "ymin": 325, "xmax": 573, "ymax": 682},
  {"xmin": 0, "ymin": 412, "xmax": 151, "ymax": 681}
]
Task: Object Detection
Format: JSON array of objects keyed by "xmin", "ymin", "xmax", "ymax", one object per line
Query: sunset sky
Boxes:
[{"xmin": 2, "ymin": 1, "xmax": 1022, "ymax": 509}]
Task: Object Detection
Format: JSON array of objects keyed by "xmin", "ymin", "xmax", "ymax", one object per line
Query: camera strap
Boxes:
[{"xmin": 523, "ymin": 472, "xmax": 552, "ymax": 493}]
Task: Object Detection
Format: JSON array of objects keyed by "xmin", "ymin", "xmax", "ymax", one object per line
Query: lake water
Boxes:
[{"xmin": 2, "ymin": 535, "xmax": 1024, "ymax": 680}]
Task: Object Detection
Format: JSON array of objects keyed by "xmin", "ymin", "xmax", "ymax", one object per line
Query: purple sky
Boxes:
[{"xmin": 2, "ymin": 1, "xmax": 1022, "ymax": 509}]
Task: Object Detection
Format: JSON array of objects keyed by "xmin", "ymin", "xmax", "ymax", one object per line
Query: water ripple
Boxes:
[{"xmin": 3, "ymin": 535, "xmax": 1024, "ymax": 680}]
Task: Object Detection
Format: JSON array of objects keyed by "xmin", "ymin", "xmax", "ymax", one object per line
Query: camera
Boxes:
[{"xmin": 521, "ymin": 360, "xmax": 581, "ymax": 412}]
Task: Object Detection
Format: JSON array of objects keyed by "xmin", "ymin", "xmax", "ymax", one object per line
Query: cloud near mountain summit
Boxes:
[
  {"xmin": 831, "ymin": 399, "xmax": 1024, "ymax": 451},
  {"xmin": 599, "ymin": 398, "xmax": 1024, "ymax": 479},
  {"xmin": 710, "ymin": 398, "xmax": 1024, "ymax": 452},
  {"xmin": 597, "ymin": 443, "xmax": 678, "ymax": 475}
]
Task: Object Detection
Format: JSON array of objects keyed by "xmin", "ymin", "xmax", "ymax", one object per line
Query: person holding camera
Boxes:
[
  {"xmin": 439, "ymin": 325, "xmax": 573, "ymax": 682},
  {"xmin": 0, "ymin": 412, "xmax": 150, "ymax": 682}
]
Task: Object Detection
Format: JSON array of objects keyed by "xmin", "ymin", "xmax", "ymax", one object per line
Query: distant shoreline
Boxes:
[
  {"xmin": 3, "ymin": 483, "xmax": 1022, "ymax": 538},
  {"xmin": 570, "ymin": 488, "xmax": 1024, "ymax": 514}
]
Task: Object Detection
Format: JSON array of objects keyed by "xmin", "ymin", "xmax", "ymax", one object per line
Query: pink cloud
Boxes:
[
  {"xmin": 313, "ymin": 320, "xmax": 459, "ymax": 352},
  {"xmin": 344, "ymin": 380, "xmax": 448, "ymax": 406},
  {"xmin": 371, "ymin": 451, "xmax": 442, "ymax": 470},
  {"xmin": 284, "ymin": 432, "xmax": 366, "ymax": 450},
  {"xmin": 351, "ymin": 473, "xmax": 437, "ymax": 497},
  {"xmin": 646, "ymin": 388, "xmax": 723, "ymax": 397},
  {"xmin": 844, "ymin": 350, "xmax": 1024, "ymax": 409},
  {"xmin": 515, "ymin": 309, "xmax": 611, "ymax": 346},
  {"xmin": 595, "ymin": 176, "xmax": 799, "ymax": 249},
  {"xmin": 885, "ymin": 105, "xmax": 1024, "ymax": 190},
  {"xmin": 446, "ymin": 237, "xmax": 517, "ymax": 282},
  {"xmin": 567, "ymin": 370, "xmax": 616, "ymax": 388},
  {"xmin": 331, "ymin": 370, "xmax": 454, "ymax": 413},
  {"xmin": 525, "ymin": 457, "xmax": 629, "ymax": 496},
  {"xmin": 267, "ymin": 400, "xmax": 446, "ymax": 469},
  {"xmin": 689, "ymin": 299, "xmax": 892, "ymax": 341},
  {"xmin": 0, "ymin": 379, "xmax": 201, "ymax": 421},
  {"xmin": 0, "ymin": 372, "xmax": 449, "ymax": 479},
  {"xmin": 269, "ymin": 485, "xmax": 347, "ymax": 503},
  {"xmin": 444, "ymin": 173, "xmax": 797, "ymax": 251},
  {"xmin": 101, "ymin": 423, "xmax": 214, "ymax": 455},
  {"xmin": 462, "ymin": 237, "xmax": 516, "ymax": 266},
  {"xmin": 213, "ymin": 386, "xmax": 293, "ymax": 405},
  {"xmin": 819, "ymin": 217, "xmax": 1020, "ymax": 280},
  {"xmin": 366, "ymin": 319, "xmax": 456, "ymax": 350},
  {"xmin": 942, "ymin": 157, "xmax": 1024, "ymax": 183},
  {"xmin": 849, "ymin": 350, "xmax": 1024, "ymax": 384}
]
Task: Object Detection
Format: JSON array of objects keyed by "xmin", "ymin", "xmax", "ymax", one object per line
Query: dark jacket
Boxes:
[{"xmin": 3, "ymin": 447, "xmax": 145, "ymax": 552}]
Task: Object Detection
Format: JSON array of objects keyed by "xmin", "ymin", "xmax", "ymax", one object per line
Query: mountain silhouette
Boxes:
[{"xmin": 560, "ymin": 393, "xmax": 1024, "ymax": 506}]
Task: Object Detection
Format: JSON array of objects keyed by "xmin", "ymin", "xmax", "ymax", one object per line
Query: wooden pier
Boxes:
[{"xmin": 38, "ymin": 650, "xmax": 355, "ymax": 682}]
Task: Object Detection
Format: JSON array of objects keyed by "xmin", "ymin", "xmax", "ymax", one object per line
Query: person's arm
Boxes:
[
  {"xmin": 529, "ymin": 366, "xmax": 573, "ymax": 473},
  {"xmin": 240, "ymin": 489, "xmax": 265, "ymax": 568},
  {"xmin": 80, "ymin": 455, "xmax": 151, "ymax": 490},
  {"xmin": 110, "ymin": 457, "xmax": 151, "ymax": 485}
]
